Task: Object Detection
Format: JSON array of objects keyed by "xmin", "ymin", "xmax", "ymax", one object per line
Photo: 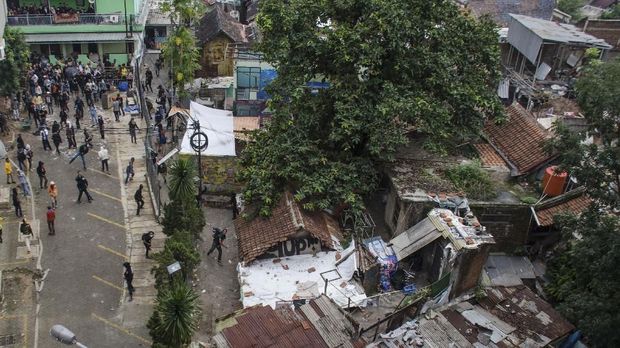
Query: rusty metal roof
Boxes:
[
  {"xmin": 439, "ymin": 286, "xmax": 574, "ymax": 347},
  {"xmin": 217, "ymin": 296, "xmax": 363, "ymax": 348},
  {"xmin": 219, "ymin": 305, "xmax": 327, "ymax": 348}
]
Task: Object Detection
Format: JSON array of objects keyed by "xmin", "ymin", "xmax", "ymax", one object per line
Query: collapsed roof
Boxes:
[
  {"xmin": 508, "ymin": 14, "xmax": 612, "ymax": 65},
  {"xmin": 234, "ymin": 192, "xmax": 340, "ymax": 264}
]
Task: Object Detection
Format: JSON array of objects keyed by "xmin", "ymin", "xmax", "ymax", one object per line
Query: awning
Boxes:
[
  {"xmin": 390, "ymin": 218, "xmax": 443, "ymax": 261},
  {"xmin": 25, "ymin": 32, "xmax": 133, "ymax": 43}
]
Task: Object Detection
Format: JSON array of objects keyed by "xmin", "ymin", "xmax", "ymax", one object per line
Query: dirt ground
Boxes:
[{"xmin": 0, "ymin": 269, "xmax": 39, "ymax": 347}]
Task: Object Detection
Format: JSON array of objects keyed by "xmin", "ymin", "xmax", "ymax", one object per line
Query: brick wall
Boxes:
[{"xmin": 470, "ymin": 202, "xmax": 530, "ymax": 253}]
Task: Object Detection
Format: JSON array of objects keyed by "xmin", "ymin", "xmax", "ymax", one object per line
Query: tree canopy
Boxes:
[
  {"xmin": 601, "ymin": 4, "xmax": 620, "ymax": 19},
  {"xmin": 547, "ymin": 58, "xmax": 620, "ymax": 208},
  {"xmin": 0, "ymin": 27, "xmax": 30, "ymax": 97},
  {"xmin": 545, "ymin": 57, "xmax": 620, "ymax": 346},
  {"xmin": 160, "ymin": 0, "xmax": 205, "ymax": 98},
  {"xmin": 546, "ymin": 210, "xmax": 620, "ymax": 347},
  {"xmin": 240, "ymin": 0, "xmax": 503, "ymax": 215}
]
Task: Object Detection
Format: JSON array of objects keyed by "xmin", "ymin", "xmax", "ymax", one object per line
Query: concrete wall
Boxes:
[
  {"xmin": 192, "ymin": 155, "xmax": 242, "ymax": 194},
  {"xmin": 0, "ymin": 0, "xmax": 6, "ymax": 55},
  {"xmin": 450, "ymin": 243, "xmax": 492, "ymax": 299},
  {"xmin": 470, "ymin": 202, "xmax": 530, "ymax": 253},
  {"xmin": 96, "ymin": 0, "xmax": 135, "ymax": 15},
  {"xmin": 384, "ymin": 188, "xmax": 434, "ymax": 237}
]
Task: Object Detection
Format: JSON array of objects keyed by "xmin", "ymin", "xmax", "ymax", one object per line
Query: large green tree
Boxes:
[
  {"xmin": 546, "ymin": 210, "xmax": 620, "ymax": 347},
  {"xmin": 240, "ymin": 0, "xmax": 502, "ymax": 215},
  {"xmin": 545, "ymin": 58, "xmax": 620, "ymax": 346},
  {"xmin": 160, "ymin": 0, "xmax": 205, "ymax": 98},
  {"xmin": 0, "ymin": 27, "xmax": 30, "ymax": 97},
  {"xmin": 547, "ymin": 58, "xmax": 620, "ymax": 208}
]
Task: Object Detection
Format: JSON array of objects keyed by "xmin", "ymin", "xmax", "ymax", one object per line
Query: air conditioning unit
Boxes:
[
  {"xmin": 229, "ymin": 10, "xmax": 240, "ymax": 21},
  {"xmin": 109, "ymin": 15, "xmax": 120, "ymax": 23}
]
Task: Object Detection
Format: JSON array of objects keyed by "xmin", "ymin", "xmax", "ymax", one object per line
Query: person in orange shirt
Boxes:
[{"xmin": 48, "ymin": 181, "xmax": 58, "ymax": 209}]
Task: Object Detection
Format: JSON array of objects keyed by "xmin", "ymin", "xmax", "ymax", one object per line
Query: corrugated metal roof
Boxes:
[
  {"xmin": 484, "ymin": 255, "xmax": 536, "ymax": 287},
  {"xmin": 299, "ymin": 296, "xmax": 361, "ymax": 348},
  {"xmin": 419, "ymin": 314, "xmax": 471, "ymax": 348},
  {"xmin": 219, "ymin": 296, "xmax": 363, "ymax": 348},
  {"xmin": 389, "ymin": 217, "xmax": 443, "ymax": 261},
  {"xmin": 509, "ymin": 14, "xmax": 612, "ymax": 48}
]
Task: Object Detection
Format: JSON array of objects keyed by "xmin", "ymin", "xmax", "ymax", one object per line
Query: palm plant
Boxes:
[
  {"xmin": 148, "ymin": 282, "xmax": 201, "ymax": 347},
  {"xmin": 168, "ymin": 158, "xmax": 198, "ymax": 203}
]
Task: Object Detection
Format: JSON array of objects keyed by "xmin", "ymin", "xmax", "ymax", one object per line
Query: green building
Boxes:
[{"xmin": 5, "ymin": 0, "xmax": 150, "ymax": 66}]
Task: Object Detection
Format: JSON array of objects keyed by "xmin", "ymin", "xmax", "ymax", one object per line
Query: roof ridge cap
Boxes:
[{"xmin": 287, "ymin": 194, "xmax": 305, "ymax": 229}]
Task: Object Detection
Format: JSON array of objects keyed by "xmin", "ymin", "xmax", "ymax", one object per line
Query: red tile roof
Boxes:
[
  {"xmin": 235, "ymin": 192, "xmax": 339, "ymax": 264},
  {"xmin": 484, "ymin": 103, "xmax": 555, "ymax": 175},
  {"xmin": 536, "ymin": 193, "xmax": 592, "ymax": 227},
  {"xmin": 473, "ymin": 143, "xmax": 508, "ymax": 168}
]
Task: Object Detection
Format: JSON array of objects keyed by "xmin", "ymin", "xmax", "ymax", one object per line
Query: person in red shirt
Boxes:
[{"xmin": 46, "ymin": 206, "xmax": 56, "ymax": 235}]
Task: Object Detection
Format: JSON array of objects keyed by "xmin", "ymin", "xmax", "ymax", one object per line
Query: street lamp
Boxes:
[
  {"xmin": 189, "ymin": 120, "xmax": 208, "ymax": 204},
  {"xmin": 50, "ymin": 325, "xmax": 88, "ymax": 348}
]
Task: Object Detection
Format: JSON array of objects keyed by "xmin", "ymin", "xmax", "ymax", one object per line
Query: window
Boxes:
[
  {"xmin": 72, "ymin": 43, "xmax": 82, "ymax": 54},
  {"xmin": 49, "ymin": 44, "xmax": 61, "ymax": 57},
  {"xmin": 237, "ymin": 67, "xmax": 260, "ymax": 89}
]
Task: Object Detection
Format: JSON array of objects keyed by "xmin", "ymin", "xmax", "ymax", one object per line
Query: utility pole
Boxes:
[{"xmin": 189, "ymin": 120, "xmax": 208, "ymax": 205}]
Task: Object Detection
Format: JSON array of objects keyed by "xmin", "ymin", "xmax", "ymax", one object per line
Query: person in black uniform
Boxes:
[{"xmin": 206, "ymin": 228, "xmax": 227, "ymax": 265}]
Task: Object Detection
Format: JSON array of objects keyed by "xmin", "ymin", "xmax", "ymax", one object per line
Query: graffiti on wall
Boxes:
[{"xmin": 264, "ymin": 237, "xmax": 322, "ymax": 258}]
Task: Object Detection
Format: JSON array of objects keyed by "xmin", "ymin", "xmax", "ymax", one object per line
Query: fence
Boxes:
[
  {"xmin": 7, "ymin": 13, "xmax": 128, "ymax": 26},
  {"xmin": 134, "ymin": 58, "xmax": 163, "ymax": 220}
]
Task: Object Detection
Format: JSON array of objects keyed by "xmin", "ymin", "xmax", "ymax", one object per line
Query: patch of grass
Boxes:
[
  {"xmin": 520, "ymin": 196, "xmax": 538, "ymax": 205},
  {"xmin": 444, "ymin": 161, "xmax": 496, "ymax": 200}
]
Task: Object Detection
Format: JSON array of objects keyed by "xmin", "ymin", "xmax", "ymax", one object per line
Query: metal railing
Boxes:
[
  {"xmin": 7, "ymin": 14, "xmax": 53, "ymax": 25},
  {"xmin": 136, "ymin": 60, "xmax": 164, "ymax": 220},
  {"xmin": 7, "ymin": 13, "xmax": 127, "ymax": 26}
]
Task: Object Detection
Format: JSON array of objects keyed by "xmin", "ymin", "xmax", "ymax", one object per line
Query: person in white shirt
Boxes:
[{"xmin": 98, "ymin": 145, "xmax": 110, "ymax": 173}]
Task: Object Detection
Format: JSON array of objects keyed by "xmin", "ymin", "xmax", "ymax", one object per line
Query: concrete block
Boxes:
[
  {"xmin": 16, "ymin": 245, "xmax": 39, "ymax": 259},
  {"xmin": 0, "ymin": 187, "xmax": 10, "ymax": 210}
]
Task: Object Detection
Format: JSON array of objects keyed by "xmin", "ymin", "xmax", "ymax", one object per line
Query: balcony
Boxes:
[{"xmin": 7, "ymin": 13, "xmax": 129, "ymax": 26}]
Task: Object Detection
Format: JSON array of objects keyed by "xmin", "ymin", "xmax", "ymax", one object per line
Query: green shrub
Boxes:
[
  {"xmin": 444, "ymin": 162, "xmax": 496, "ymax": 200},
  {"xmin": 151, "ymin": 230, "xmax": 201, "ymax": 290},
  {"xmin": 161, "ymin": 200, "xmax": 206, "ymax": 240}
]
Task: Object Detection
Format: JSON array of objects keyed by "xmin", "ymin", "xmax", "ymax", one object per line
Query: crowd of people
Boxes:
[
  {"xmin": 2, "ymin": 52, "xmax": 178, "ymax": 262},
  {"xmin": 7, "ymin": 3, "xmax": 95, "ymax": 16}
]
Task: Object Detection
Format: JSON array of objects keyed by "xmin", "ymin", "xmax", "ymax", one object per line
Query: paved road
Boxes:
[{"xmin": 22, "ymin": 109, "xmax": 137, "ymax": 347}]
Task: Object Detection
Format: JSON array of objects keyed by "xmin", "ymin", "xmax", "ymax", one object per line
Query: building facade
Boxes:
[
  {"xmin": 0, "ymin": 0, "xmax": 6, "ymax": 60},
  {"xmin": 5, "ymin": 0, "xmax": 150, "ymax": 66}
]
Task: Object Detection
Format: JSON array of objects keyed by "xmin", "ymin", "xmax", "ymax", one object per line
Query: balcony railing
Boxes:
[{"xmin": 7, "ymin": 13, "xmax": 129, "ymax": 26}]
